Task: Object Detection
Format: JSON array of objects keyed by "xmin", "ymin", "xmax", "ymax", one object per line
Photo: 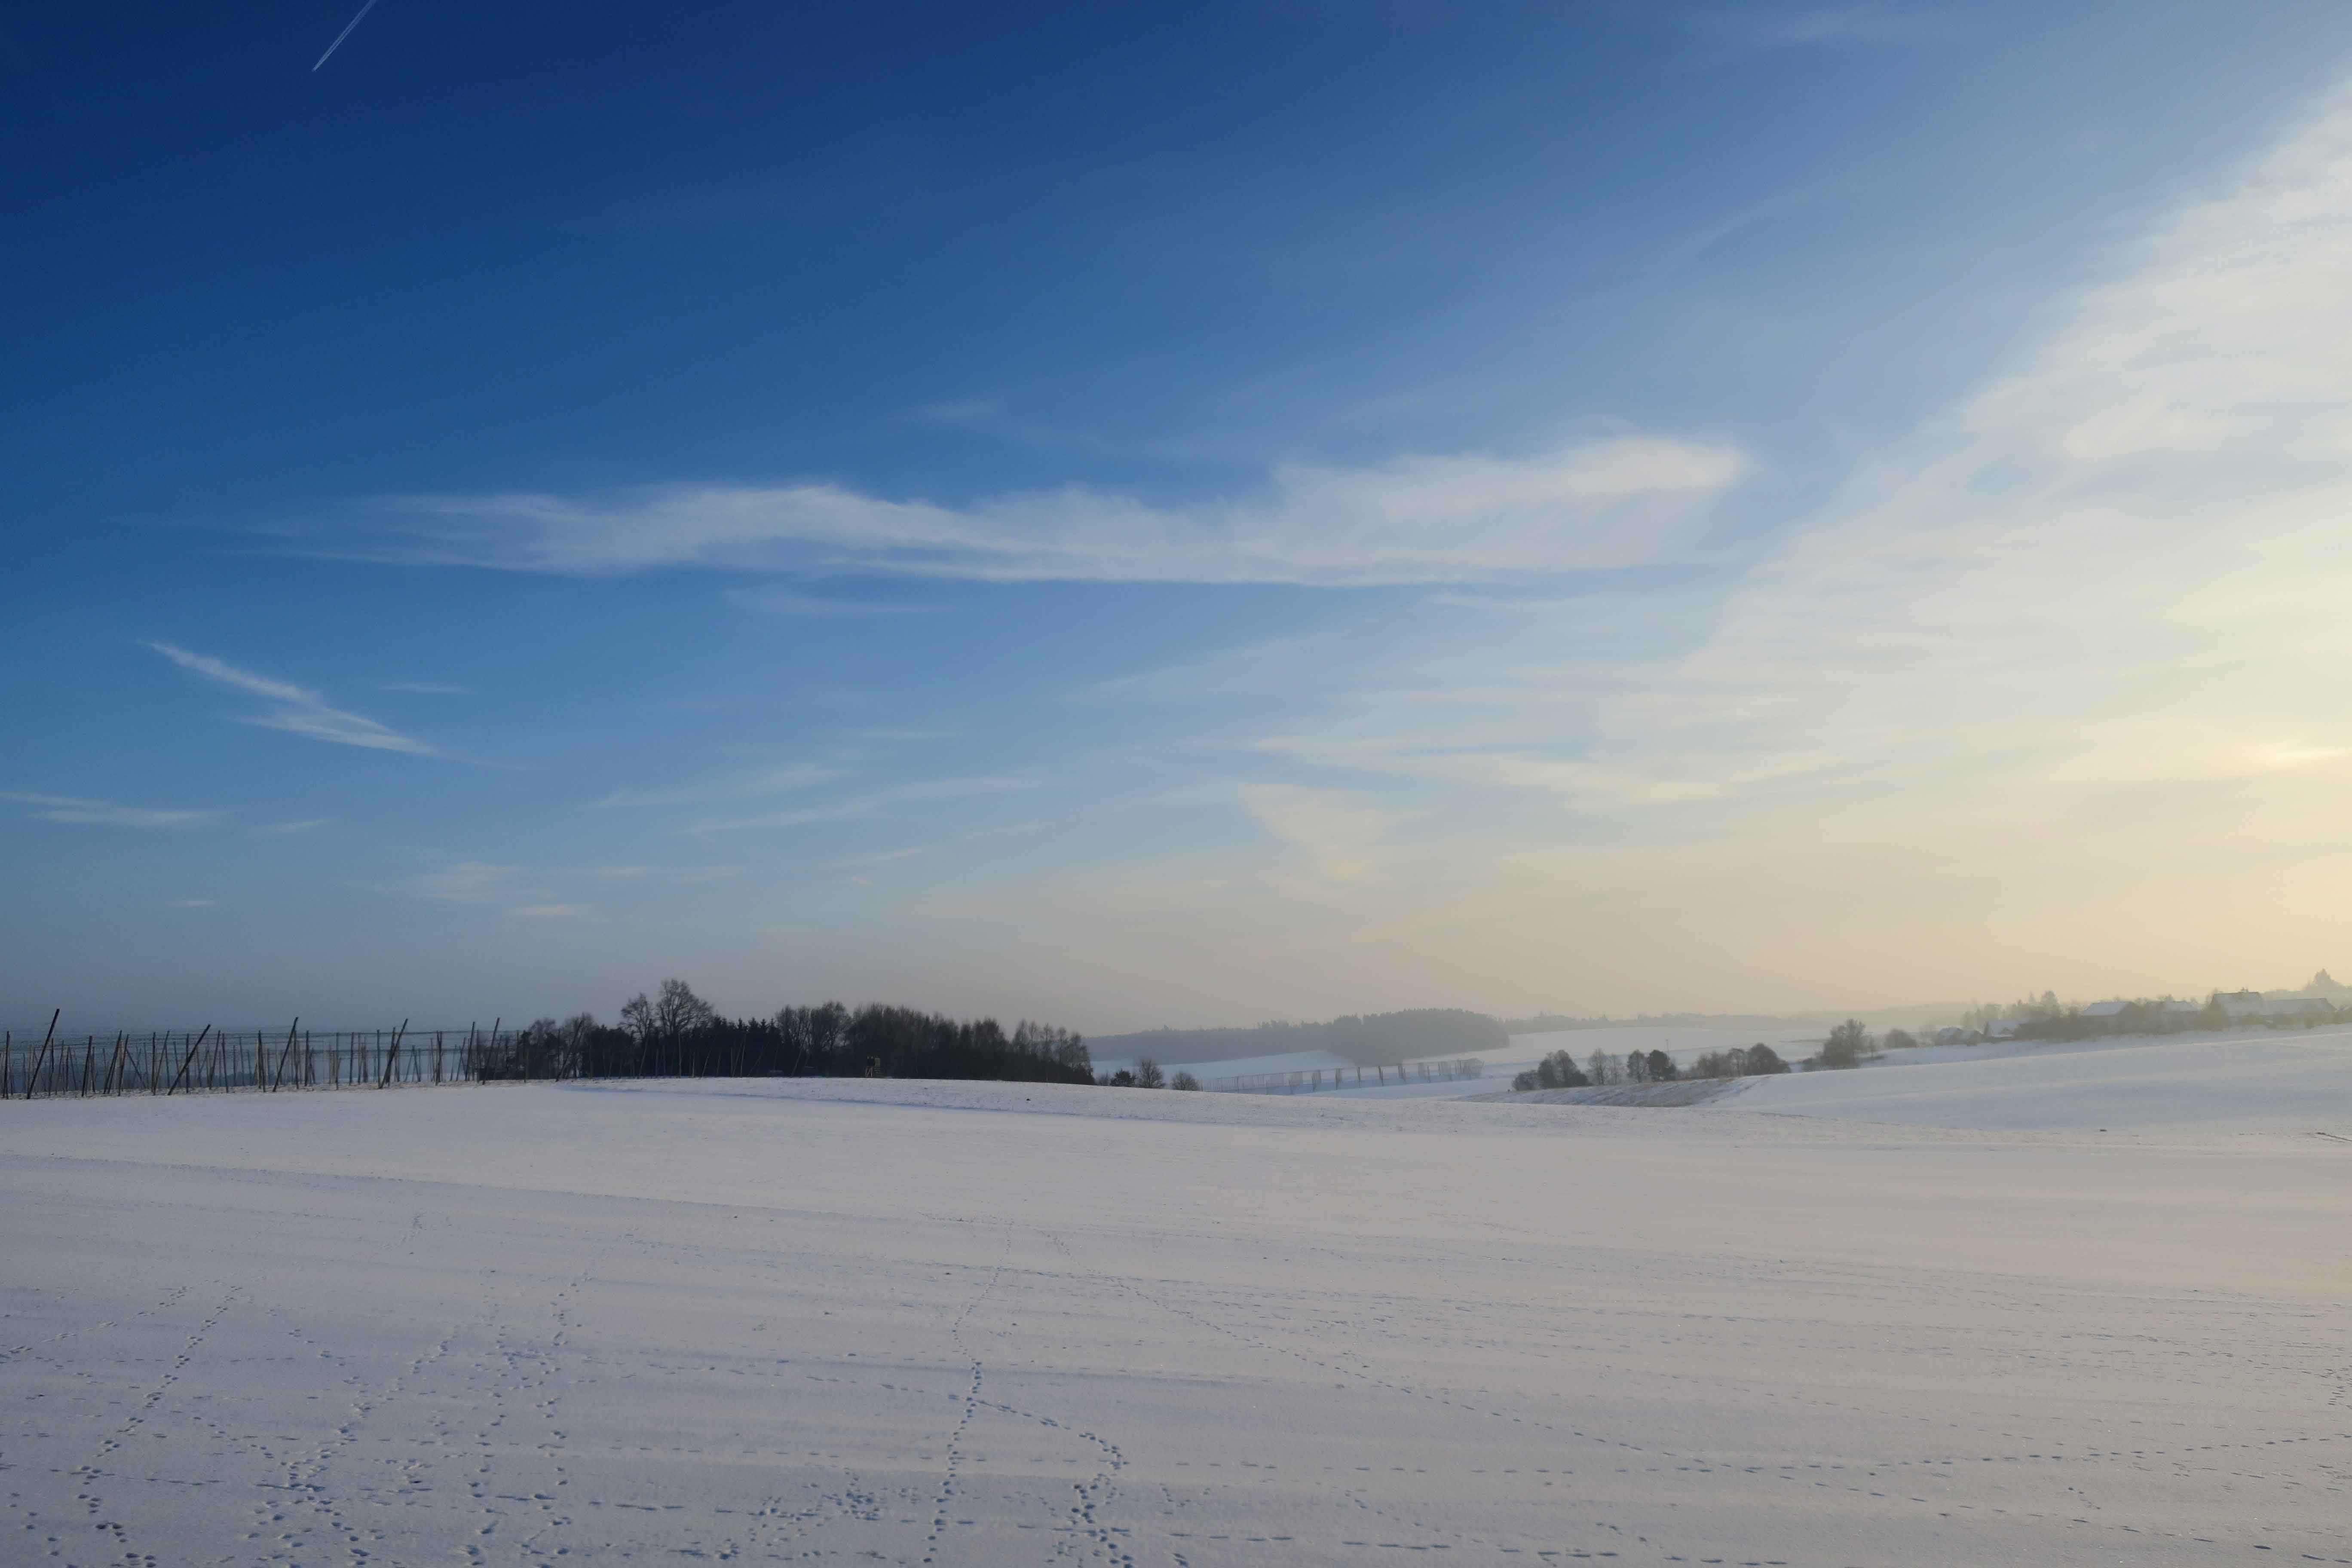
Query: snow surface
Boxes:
[
  {"xmin": 4, "ymin": 1077, "xmax": 2348, "ymax": 1566},
  {"xmin": 1226, "ymin": 1024, "xmax": 2352, "ymax": 1131},
  {"xmin": 1730, "ymin": 1026, "xmax": 2352, "ymax": 1131}
]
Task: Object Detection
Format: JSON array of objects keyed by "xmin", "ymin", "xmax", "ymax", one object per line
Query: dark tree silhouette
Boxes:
[
  {"xmin": 1528, "ymin": 1049, "xmax": 1588, "ymax": 1089},
  {"xmin": 1817, "ymin": 1019, "xmax": 1878, "ymax": 1069},
  {"xmin": 504, "ymin": 992, "xmax": 1098, "ymax": 1085}
]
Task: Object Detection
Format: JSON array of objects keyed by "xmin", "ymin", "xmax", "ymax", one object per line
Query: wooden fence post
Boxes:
[
  {"xmin": 378, "ymin": 1020, "xmax": 408, "ymax": 1088},
  {"xmin": 23, "ymin": 1011, "xmax": 58, "ymax": 1099},
  {"xmin": 166, "ymin": 1026, "xmax": 211, "ymax": 1096},
  {"xmin": 270, "ymin": 1020, "xmax": 293, "ymax": 1090}
]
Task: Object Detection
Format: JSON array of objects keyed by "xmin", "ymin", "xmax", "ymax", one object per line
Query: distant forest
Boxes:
[
  {"xmin": 1090, "ymin": 1008, "xmax": 1507, "ymax": 1067},
  {"xmin": 482, "ymin": 980, "xmax": 1096, "ymax": 1085}
]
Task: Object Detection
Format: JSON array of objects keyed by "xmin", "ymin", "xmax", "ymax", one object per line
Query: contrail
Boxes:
[{"xmin": 312, "ymin": 0, "xmax": 382, "ymax": 71}]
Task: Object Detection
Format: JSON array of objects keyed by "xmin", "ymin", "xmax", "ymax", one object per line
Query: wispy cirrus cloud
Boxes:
[
  {"xmin": 562, "ymin": 863, "xmax": 743, "ymax": 885},
  {"xmin": 1239, "ymin": 783, "xmax": 1402, "ymax": 897},
  {"xmin": 1562, "ymin": 75, "xmax": 2352, "ymax": 814},
  {"xmin": 334, "ymin": 436, "xmax": 1746, "ymax": 587},
  {"xmin": 599, "ymin": 760, "xmax": 841, "ymax": 808},
  {"xmin": 1225, "ymin": 74, "xmax": 2352, "ymax": 829},
  {"xmin": 680, "ymin": 801, "xmax": 875, "ymax": 835},
  {"xmin": 412, "ymin": 860, "xmax": 732, "ymax": 919},
  {"xmin": 147, "ymin": 643, "xmax": 457, "ymax": 760},
  {"xmin": 416, "ymin": 862, "xmax": 546, "ymax": 903},
  {"xmin": 252, "ymin": 817, "xmax": 334, "ymax": 837},
  {"xmin": 680, "ymin": 776, "xmax": 1038, "ymax": 834},
  {"xmin": 374, "ymin": 680, "xmax": 472, "ymax": 695},
  {"xmin": 891, "ymin": 775, "xmax": 1035, "ymax": 801},
  {"xmin": 839, "ymin": 846, "xmax": 927, "ymax": 868},
  {"xmin": 726, "ymin": 590, "xmax": 950, "ymax": 617},
  {"xmin": 2, "ymin": 792, "xmax": 219, "ymax": 828}
]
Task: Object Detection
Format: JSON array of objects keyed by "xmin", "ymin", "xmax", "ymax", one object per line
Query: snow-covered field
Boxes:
[
  {"xmin": 5, "ymin": 1075, "xmax": 2348, "ymax": 1566},
  {"xmin": 1730, "ymin": 1026, "xmax": 2352, "ymax": 1131},
  {"xmin": 1190, "ymin": 1024, "xmax": 2352, "ymax": 1129}
]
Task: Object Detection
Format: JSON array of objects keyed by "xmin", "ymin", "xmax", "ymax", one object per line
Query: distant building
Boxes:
[
  {"xmin": 1932, "ymin": 1026, "xmax": 1979, "ymax": 1046},
  {"xmin": 2211, "ymin": 989, "xmax": 2332, "ymax": 1019},
  {"xmin": 1986, "ymin": 1019, "xmax": 2021, "ymax": 1039},
  {"xmin": 2081, "ymin": 1000, "xmax": 2130, "ymax": 1018}
]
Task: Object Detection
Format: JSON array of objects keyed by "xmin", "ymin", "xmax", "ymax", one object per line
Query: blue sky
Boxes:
[{"xmin": 8, "ymin": 3, "xmax": 2352, "ymax": 1032}]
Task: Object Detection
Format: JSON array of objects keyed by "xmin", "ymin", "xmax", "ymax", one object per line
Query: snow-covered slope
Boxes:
[
  {"xmin": 1732, "ymin": 1026, "xmax": 2352, "ymax": 1131},
  {"xmin": 3, "ymin": 1078, "xmax": 2345, "ymax": 1565}
]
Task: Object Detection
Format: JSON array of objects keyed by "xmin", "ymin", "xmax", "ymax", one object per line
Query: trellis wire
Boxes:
[
  {"xmin": 1209, "ymin": 1057, "xmax": 1486, "ymax": 1094},
  {"xmin": 0, "ymin": 1019, "xmax": 543, "ymax": 1100}
]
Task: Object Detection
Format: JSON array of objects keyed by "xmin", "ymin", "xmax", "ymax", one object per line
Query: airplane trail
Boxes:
[{"xmin": 312, "ymin": 0, "xmax": 383, "ymax": 71}]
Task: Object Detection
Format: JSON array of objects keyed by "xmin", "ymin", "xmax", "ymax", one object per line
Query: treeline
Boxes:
[
  {"xmin": 1510, "ymin": 1042, "xmax": 1790, "ymax": 1092},
  {"xmin": 479, "ymin": 980, "xmax": 1094, "ymax": 1085},
  {"xmin": 1954, "ymin": 992, "xmax": 2334, "ymax": 1040},
  {"xmin": 1092, "ymin": 1008, "xmax": 1506, "ymax": 1068}
]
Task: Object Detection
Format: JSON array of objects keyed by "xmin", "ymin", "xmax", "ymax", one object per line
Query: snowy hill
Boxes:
[
  {"xmin": 1730, "ymin": 1026, "xmax": 2352, "ymax": 1132},
  {"xmin": 3, "ymin": 1075, "xmax": 2345, "ymax": 1565}
]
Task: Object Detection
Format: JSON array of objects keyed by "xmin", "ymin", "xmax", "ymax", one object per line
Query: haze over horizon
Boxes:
[{"xmin": 9, "ymin": 3, "xmax": 2352, "ymax": 1032}]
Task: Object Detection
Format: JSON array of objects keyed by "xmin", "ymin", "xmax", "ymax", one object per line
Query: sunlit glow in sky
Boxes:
[{"xmin": 6, "ymin": 3, "xmax": 2352, "ymax": 1029}]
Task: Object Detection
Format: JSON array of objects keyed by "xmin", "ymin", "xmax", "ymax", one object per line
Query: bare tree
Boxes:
[{"xmin": 651, "ymin": 978, "xmax": 715, "ymax": 1039}]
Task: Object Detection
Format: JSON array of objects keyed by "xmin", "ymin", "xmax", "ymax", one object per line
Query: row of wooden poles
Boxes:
[
  {"xmin": 1210, "ymin": 1057, "xmax": 1486, "ymax": 1094},
  {"xmin": 2, "ymin": 1011, "xmax": 519, "ymax": 1100}
]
